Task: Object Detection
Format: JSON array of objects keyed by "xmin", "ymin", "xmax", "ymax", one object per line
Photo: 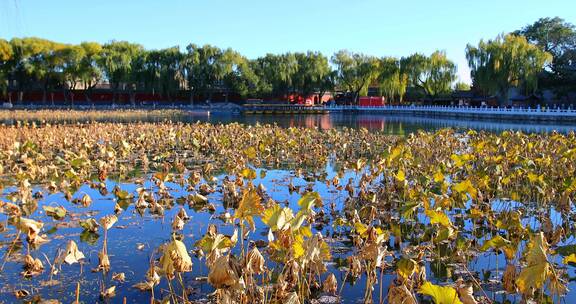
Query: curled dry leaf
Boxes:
[
  {"xmin": 112, "ymin": 272, "xmax": 126, "ymax": 282},
  {"xmin": 22, "ymin": 254, "xmax": 44, "ymax": 277},
  {"xmin": 100, "ymin": 286, "xmax": 116, "ymax": 298},
  {"xmin": 245, "ymin": 247, "xmax": 265, "ymax": 275},
  {"xmin": 79, "ymin": 218, "xmax": 99, "ymax": 233},
  {"xmin": 99, "ymin": 214, "xmax": 118, "ymax": 230},
  {"xmin": 388, "ymin": 283, "xmax": 417, "ymax": 304},
  {"xmin": 322, "ymin": 273, "xmax": 338, "ymax": 295},
  {"xmin": 56, "ymin": 240, "xmax": 85, "ymax": 265},
  {"xmin": 159, "ymin": 238, "xmax": 193, "ymax": 279},
  {"xmin": 208, "ymin": 255, "xmax": 241, "ymax": 289}
]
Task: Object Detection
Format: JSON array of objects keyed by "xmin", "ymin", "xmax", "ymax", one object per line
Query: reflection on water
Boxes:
[
  {"xmin": 190, "ymin": 113, "xmax": 576, "ymax": 134},
  {"xmin": 2, "ymin": 111, "xmax": 575, "ymax": 134}
]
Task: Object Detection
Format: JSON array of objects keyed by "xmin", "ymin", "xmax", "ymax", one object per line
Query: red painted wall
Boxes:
[{"xmin": 359, "ymin": 96, "xmax": 386, "ymax": 107}]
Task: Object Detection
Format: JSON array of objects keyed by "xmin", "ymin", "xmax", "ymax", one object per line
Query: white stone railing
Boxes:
[{"xmin": 328, "ymin": 105, "xmax": 576, "ymax": 116}]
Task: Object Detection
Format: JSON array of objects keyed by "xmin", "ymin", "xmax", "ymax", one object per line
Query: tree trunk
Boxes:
[
  {"xmin": 189, "ymin": 90, "xmax": 195, "ymax": 106},
  {"xmin": 42, "ymin": 87, "xmax": 47, "ymax": 105},
  {"xmin": 130, "ymin": 90, "xmax": 136, "ymax": 107}
]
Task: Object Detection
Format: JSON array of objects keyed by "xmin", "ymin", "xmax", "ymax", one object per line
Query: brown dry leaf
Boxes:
[
  {"xmin": 172, "ymin": 214, "xmax": 185, "ymax": 231},
  {"xmin": 15, "ymin": 217, "xmax": 48, "ymax": 245},
  {"xmin": 208, "ymin": 255, "xmax": 241, "ymax": 289},
  {"xmin": 388, "ymin": 283, "xmax": 417, "ymax": 304},
  {"xmin": 322, "ymin": 273, "xmax": 337, "ymax": 295},
  {"xmin": 97, "ymin": 250, "xmax": 110, "ymax": 272},
  {"xmin": 245, "ymin": 247, "xmax": 265, "ymax": 275},
  {"xmin": 457, "ymin": 283, "xmax": 478, "ymax": 304},
  {"xmin": 502, "ymin": 264, "xmax": 517, "ymax": 293},
  {"xmin": 112, "ymin": 272, "xmax": 126, "ymax": 282},
  {"xmin": 100, "ymin": 286, "xmax": 116, "ymax": 298},
  {"xmin": 57, "ymin": 240, "xmax": 85, "ymax": 265},
  {"xmin": 159, "ymin": 238, "xmax": 193, "ymax": 279},
  {"xmin": 14, "ymin": 289, "xmax": 30, "ymax": 298},
  {"xmin": 21, "ymin": 254, "xmax": 44, "ymax": 277},
  {"xmin": 99, "ymin": 214, "xmax": 118, "ymax": 230}
]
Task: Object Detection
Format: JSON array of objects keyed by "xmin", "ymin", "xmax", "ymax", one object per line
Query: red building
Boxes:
[{"xmin": 359, "ymin": 96, "xmax": 386, "ymax": 107}]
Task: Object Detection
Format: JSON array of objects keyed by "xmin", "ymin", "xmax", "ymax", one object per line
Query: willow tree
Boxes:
[
  {"xmin": 78, "ymin": 42, "xmax": 103, "ymax": 102},
  {"xmin": 0, "ymin": 39, "xmax": 13, "ymax": 100},
  {"xmin": 252, "ymin": 53, "xmax": 299, "ymax": 99},
  {"xmin": 100, "ymin": 41, "xmax": 144, "ymax": 104},
  {"xmin": 378, "ymin": 57, "xmax": 408, "ymax": 103},
  {"xmin": 466, "ymin": 34, "xmax": 552, "ymax": 104},
  {"xmin": 332, "ymin": 50, "xmax": 380, "ymax": 104},
  {"xmin": 185, "ymin": 44, "xmax": 232, "ymax": 104},
  {"xmin": 401, "ymin": 51, "xmax": 456, "ymax": 101},
  {"xmin": 292, "ymin": 51, "xmax": 331, "ymax": 102}
]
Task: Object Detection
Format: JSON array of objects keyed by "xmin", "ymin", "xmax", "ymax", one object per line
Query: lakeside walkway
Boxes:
[{"xmin": 329, "ymin": 105, "xmax": 576, "ymax": 122}]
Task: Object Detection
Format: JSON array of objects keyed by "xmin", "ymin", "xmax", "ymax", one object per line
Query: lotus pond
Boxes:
[{"xmin": 1, "ymin": 112, "xmax": 576, "ymax": 304}]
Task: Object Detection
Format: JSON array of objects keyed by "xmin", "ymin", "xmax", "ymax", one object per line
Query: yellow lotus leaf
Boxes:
[
  {"xmin": 234, "ymin": 189, "xmax": 264, "ymax": 231},
  {"xmin": 297, "ymin": 192, "xmax": 322, "ymax": 210},
  {"xmin": 419, "ymin": 281, "xmax": 463, "ymax": 304},
  {"xmin": 262, "ymin": 204, "xmax": 294, "ymax": 231},
  {"xmin": 563, "ymin": 254, "xmax": 576, "ymax": 265},
  {"xmin": 396, "ymin": 257, "xmax": 418, "ymax": 280},
  {"xmin": 480, "ymin": 235, "xmax": 510, "ymax": 251},
  {"xmin": 426, "ymin": 210, "xmax": 452, "ymax": 227},
  {"xmin": 434, "ymin": 170, "xmax": 445, "ymax": 183},
  {"xmin": 43, "ymin": 205, "xmax": 67, "ymax": 220},
  {"xmin": 194, "ymin": 233, "xmax": 235, "ymax": 256},
  {"xmin": 515, "ymin": 232, "xmax": 550, "ymax": 295},
  {"xmin": 452, "ymin": 180, "xmax": 477, "ymax": 199},
  {"xmin": 396, "ymin": 169, "xmax": 406, "ymax": 182}
]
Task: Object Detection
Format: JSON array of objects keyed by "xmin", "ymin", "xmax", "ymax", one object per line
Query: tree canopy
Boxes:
[
  {"xmin": 466, "ymin": 34, "xmax": 552, "ymax": 101},
  {"xmin": 3, "ymin": 18, "xmax": 573, "ymax": 106}
]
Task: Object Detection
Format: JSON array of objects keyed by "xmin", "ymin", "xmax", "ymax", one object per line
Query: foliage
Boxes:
[{"xmin": 466, "ymin": 34, "xmax": 552, "ymax": 100}]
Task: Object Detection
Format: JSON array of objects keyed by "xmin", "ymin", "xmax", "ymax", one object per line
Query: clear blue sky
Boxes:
[{"xmin": 1, "ymin": 0, "xmax": 575, "ymax": 83}]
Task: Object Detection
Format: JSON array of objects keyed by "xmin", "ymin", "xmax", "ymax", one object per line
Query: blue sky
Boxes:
[{"xmin": 1, "ymin": 0, "xmax": 575, "ymax": 83}]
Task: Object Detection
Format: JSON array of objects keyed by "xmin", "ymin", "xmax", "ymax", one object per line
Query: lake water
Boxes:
[
  {"xmin": 0, "ymin": 112, "xmax": 575, "ymax": 303},
  {"xmin": 3, "ymin": 111, "xmax": 576, "ymax": 134}
]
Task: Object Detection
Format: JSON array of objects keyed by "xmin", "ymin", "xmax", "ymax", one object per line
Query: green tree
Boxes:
[
  {"xmin": 514, "ymin": 17, "xmax": 576, "ymax": 92},
  {"xmin": 402, "ymin": 51, "xmax": 457, "ymax": 101},
  {"xmin": 142, "ymin": 47, "xmax": 184, "ymax": 102},
  {"xmin": 378, "ymin": 57, "xmax": 408, "ymax": 103},
  {"xmin": 77, "ymin": 42, "xmax": 103, "ymax": 103},
  {"xmin": 0, "ymin": 39, "xmax": 13, "ymax": 100},
  {"xmin": 100, "ymin": 41, "xmax": 144, "ymax": 104},
  {"xmin": 332, "ymin": 50, "xmax": 380, "ymax": 104},
  {"xmin": 466, "ymin": 34, "xmax": 552, "ymax": 104},
  {"xmin": 223, "ymin": 54, "xmax": 259, "ymax": 100},
  {"xmin": 184, "ymin": 44, "xmax": 228, "ymax": 104},
  {"xmin": 454, "ymin": 82, "xmax": 471, "ymax": 91},
  {"xmin": 292, "ymin": 52, "xmax": 331, "ymax": 103}
]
